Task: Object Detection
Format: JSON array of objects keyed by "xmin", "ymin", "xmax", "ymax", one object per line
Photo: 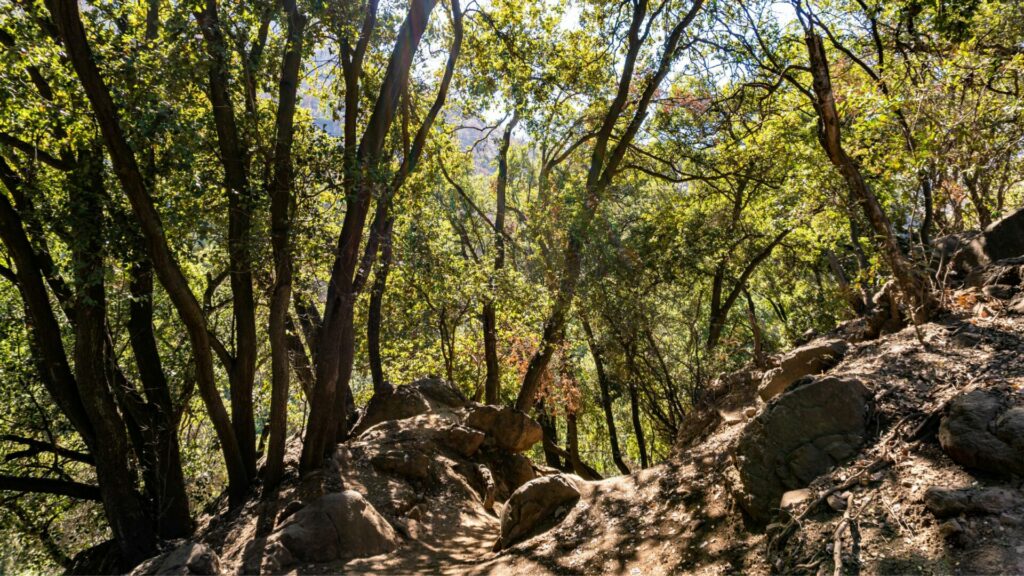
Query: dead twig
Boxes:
[{"xmin": 832, "ymin": 492, "xmax": 854, "ymax": 576}]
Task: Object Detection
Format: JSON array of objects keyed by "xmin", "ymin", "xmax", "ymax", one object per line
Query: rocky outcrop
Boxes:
[
  {"xmin": 924, "ymin": 486, "xmax": 1024, "ymax": 518},
  {"xmin": 758, "ymin": 338, "xmax": 849, "ymax": 401},
  {"xmin": 495, "ymin": 474, "xmax": 582, "ymax": 550},
  {"xmin": 736, "ymin": 376, "xmax": 873, "ymax": 525},
  {"xmin": 130, "ymin": 542, "xmax": 220, "ymax": 576},
  {"xmin": 939, "ymin": 385, "xmax": 1024, "ymax": 476},
  {"xmin": 953, "ymin": 207, "xmax": 1024, "ymax": 272},
  {"xmin": 350, "ymin": 378, "xmax": 469, "ymax": 437},
  {"xmin": 243, "ymin": 491, "xmax": 399, "ymax": 573},
  {"xmin": 465, "ymin": 405, "xmax": 542, "ymax": 453}
]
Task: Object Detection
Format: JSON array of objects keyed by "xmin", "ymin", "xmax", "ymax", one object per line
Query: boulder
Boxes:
[
  {"xmin": 495, "ymin": 474, "xmax": 582, "ymax": 550},
  {"xmin": 244, "ymin": 491, "xmax": 399, "ymax": 571},
  {"xmin": 465, "ymin": 405, "xmax": 542, "ymax": 453},
  {"xmin": 351, "ymin": 385, "xmax": 431, "ymax": 436},
  {"xmin": 439, "ymin": 424, "xmax": 486, "ymax": 457},
  {"xmin": 371, "ymin": 449, "xmax": 431, "ymax": 481},
  {"xmin": 758, "ymin": 339, "xmax": 849, "ymax": 401},
  {"xmin": 924, "ymin": 486, "xmax": 1024, "ymax": 518},
  {"xmin": 954, "ymin": 207, "xmax": 1024, "ymax": 271},
  {"xmin": 938, "ymin": 386, "xmax": 1024, "ymax": 476},
  {"xmin": 130, "ymin": 542, "xmax": 220, "ymax": 576},
  {"xmin": 736, "ymin": 376, "xmax": 872, "ymax": 525},
  {"xmin": 413, "ymin": 377, "xmax": 469, "ymax": 408}
]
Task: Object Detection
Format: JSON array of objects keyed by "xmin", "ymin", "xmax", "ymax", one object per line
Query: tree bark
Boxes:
[
  {"xmin": 198, "ymin": 0, "xmax": 259, "ymax": 480},
  {"xmin": 69, "ymin": 151, "xmax": 157, "ymax": 566},
  {"xmin": 126, "ymin": 254, "xmax": 192, "ymax": 539},
  {"xmin": 566, "ymin": 412, "xmax": 603, "ymax": 480},
  {"xmin": 368, "ymin": 217, "xmax": 394, "ymax": 393},
  {"xmin": 628, "ymin": 380, "xmax": 649, "ymax": 468}
]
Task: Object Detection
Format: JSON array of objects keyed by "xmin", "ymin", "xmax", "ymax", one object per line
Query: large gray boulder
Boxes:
[
  {"xmin": 243, "ymin": 491, "xmax": 399, "ymax": 572},
  {"xmin": 758, "ymin": 338, "xmax": 849, "ymax": 401},
  {"xmin": 129, "ymin": 542, "xmax": 220, "ymax": 576},
  {"xmin": 350, "ymin": 378, "xmax": 469, "ymax": 436},
  {"xmin": 954, "ymin": 207, "xmax": 1024, "ymax": 272},
  {"xmin": 736, "ymin": 376, "xmax": 873, "ymax": 525},
  {"xmin": 465, "ymin": 405, "xmax": 542, "ymax": 453},
  {"xmin": 939, "ymin": 386, "xmax": 1024, "ymax": 477},
  {"xmin": 495, "ymin": 474, "xmax": 581, "ymax": 550},
  {"xmin": 351, "ymin": 385, "xmax": 431, "ymax": 436}
]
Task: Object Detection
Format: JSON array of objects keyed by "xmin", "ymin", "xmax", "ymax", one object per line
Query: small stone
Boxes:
[
  {"xmin": 827, "ymin": 492, "xmax": 849, "ymax": 511},
  {"xmin": 940, "ymin": 519, "xmax": 963, "ymax": 538},
  {"xmin": 780, "ymin": 489, "xmax": 813, "ymax": 509}
]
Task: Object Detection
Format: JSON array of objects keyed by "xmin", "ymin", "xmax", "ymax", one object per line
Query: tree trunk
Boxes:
[
  {"xmin": 199, "ymin": 0, "xmax": 259, "ymax": 479},
  {"xmin": 743, "ymin": 286, "xmax": 766, "ymax": 369},
  {"xmin": 301, "ymin": 0, "xmax": 438, "ymax": 472},
  {"xmin": 126, "ymin": 255, "xmax": 192, "ymax": 539},
  {"xmin": 628, "ymin": 381, "xmax": 649, "ymax": 468},
  {"xmin": 515, "ymin": 0, "xmax": 704, "ymax": 411},
  {"xmin": 804, "ymin": 31, "xmax": 930, "ymax": 324},
  {"xmin": 536, "ymin": 402, "xmax": 564, "ymax": 469},
  {"xmin": 69, "ymin": 152, "xmax": 157, "ymax": 567},
  {"xmin": 483, "ymin": 114, "xmax": 517, "ymax": 404},
  {"xmin": 566, "ymin": 412, "xmax": 603, "ymax": 480},
  {"xmin": 582, "ymin": 318, "xmax": 629, "ymax": 475},
  {"xmin": 368, "ymin": 217, "xmax": 394, "ymax": 393},
  {"xmin": 265, "ymin": 0, "xmax": 306, "ymax": 490},
  {"xmin": 48, "ymin": 0, "xmax": 250, "ymax": 505}
]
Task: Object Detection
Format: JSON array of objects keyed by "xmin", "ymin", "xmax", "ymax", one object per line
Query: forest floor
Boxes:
[{"xmin": 169, "ymin": 283, "xmax": 1024, "ymax": 576}]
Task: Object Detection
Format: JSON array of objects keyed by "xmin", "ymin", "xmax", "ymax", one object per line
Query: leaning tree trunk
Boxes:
[{"xmin": 804, "ymin": 31, "xmax": 930, "ymax": 324}]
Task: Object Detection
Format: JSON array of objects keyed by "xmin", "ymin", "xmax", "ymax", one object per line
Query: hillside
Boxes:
[{"xmin": 119, "ymin": 226, "xmax": 1024, "ymax": 576}]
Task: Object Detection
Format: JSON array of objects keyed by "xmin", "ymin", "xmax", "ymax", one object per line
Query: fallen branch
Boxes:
[{"xmin": 832, "ymin": 492, "xmax": 854, "ymax": 576}]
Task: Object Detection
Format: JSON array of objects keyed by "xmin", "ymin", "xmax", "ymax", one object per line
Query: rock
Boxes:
[
  {"xmin": 495, "ymin": 474, "xmax": 582, "ymax": 550},
  {"xmin": 938, "ymin": 386, "xmax": 1024, "ymax": 476},
  {"xmin": 939, "ymin": 518, "xmax": 964, "ymax": 539},
  {"xmin": 371, "ymin": 449, "xmax": 431, "ymax": 481},
  {"xmin": 779, "ymin": 489, "xmax": 812, "ymax": 510},
  {"xmin": 983, "ymin": 284, "xmax": 1017, "ymax": 300},
  {"xmin": 465, "ymin": 405, "xmax": 542, "ymax": 452},
  {"xmin": 477, "ymin": 464, "xmax": 496, "ymax": 511},
  {"xmin": 758, "ymin": 339, "xmax": 849, "ymax": 401},
  {"xmin": 412, "ymin": 377, "xmax": 469, "ymax": 408},
  {"xmin": 954, "ymin": 207, "xmax": 1024, "ymax": 271},
  {"xmin": 827, "ymin": 492, "xmax": 849, "ymax": 512},
  {"xmin": 245, "ymin": 491, "xmax": 399, "ymax": 571},
  {"xmin": 923, "ymin": 486, "xmax": 1024, "ymax": 518},
  {"xmin": 439, "ymin": 424, "xmax": 486, "ymax": 457},
  {"xmin": 129, "ymin": 542, "xmax": 220, "ymax": 576},
  {"xmin": 351, "ymin": 385, "xmax": 431, "ymax": 436},
  {"xmin": 736, "ymin": 376, "xmax": 872, "ymax": 525}
]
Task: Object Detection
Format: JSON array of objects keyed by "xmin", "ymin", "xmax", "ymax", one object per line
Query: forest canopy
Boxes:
[{"xmin": 0, "ymin": 0, "xmax": 1021, "ymax": 569}]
